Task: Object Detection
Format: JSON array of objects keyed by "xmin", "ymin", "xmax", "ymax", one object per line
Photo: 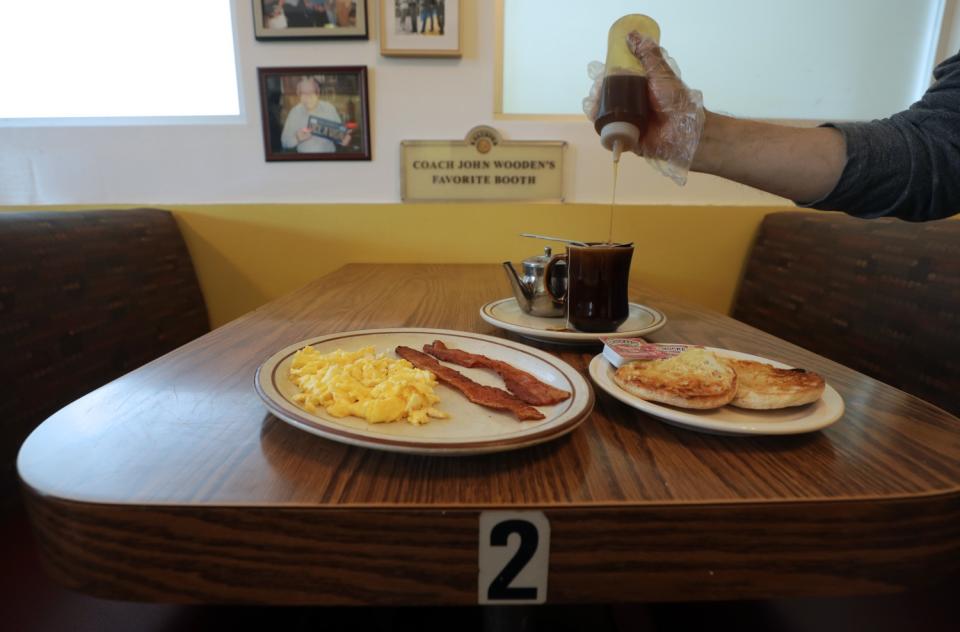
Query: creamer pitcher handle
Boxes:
[{"xmin": 544, "ymin": 253, "xmax": 568, "ymax": 304}]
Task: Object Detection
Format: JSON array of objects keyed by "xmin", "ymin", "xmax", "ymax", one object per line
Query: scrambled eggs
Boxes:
[{"xmin": 288, "ymin": 345, "xmax": 448, "ymax": 425}]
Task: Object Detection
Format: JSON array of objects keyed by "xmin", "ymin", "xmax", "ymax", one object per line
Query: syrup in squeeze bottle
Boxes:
[{"xmin": 594, "ymin": 14, "xmax": 661, "ymax": 163}]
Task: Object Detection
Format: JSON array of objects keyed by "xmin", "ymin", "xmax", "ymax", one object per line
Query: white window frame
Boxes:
[{"xmin": 494, "ymin": 0, "xmax": 960, "ymax": 124}]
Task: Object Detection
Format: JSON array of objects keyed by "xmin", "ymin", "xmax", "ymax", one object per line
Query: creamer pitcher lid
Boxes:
[{"xmin": 522, "ymin": 247, "xmax": 556, "ymax": 271}]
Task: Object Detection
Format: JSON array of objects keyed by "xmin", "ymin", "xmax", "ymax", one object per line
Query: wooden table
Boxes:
[{"xmin": 17, "ymin": 264, "xmax": 960, "ymax": 605}]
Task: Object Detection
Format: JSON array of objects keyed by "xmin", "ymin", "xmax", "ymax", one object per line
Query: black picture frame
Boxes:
[
  {"xmin": 253, "ymin": 1, "xmax": 369, "ymax": 41},
  {"xmin": 257, "ymin": 66, "xmax": 372, "ymax": 162}
]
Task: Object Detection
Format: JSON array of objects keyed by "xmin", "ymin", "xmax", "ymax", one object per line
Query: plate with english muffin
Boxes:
[{"xmin": 588, "ymin": 342, "xmax": 844, "ymax": 435}]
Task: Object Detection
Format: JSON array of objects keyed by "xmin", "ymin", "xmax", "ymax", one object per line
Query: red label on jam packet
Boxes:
[{"xmin": 600, "ymin": 338, "xmax": 696, "ymax": 368}]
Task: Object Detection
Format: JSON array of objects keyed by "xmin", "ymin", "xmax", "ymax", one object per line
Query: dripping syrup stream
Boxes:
[{"xmin": 608, "ymin": 159, "xmax": 619, "ymax": 245}]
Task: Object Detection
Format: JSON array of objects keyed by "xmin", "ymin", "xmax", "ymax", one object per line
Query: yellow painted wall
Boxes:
[
  {"xmin": 172, "ymin": 203, "xmax": 782, "ymax": 327},
  {"xmin": 3, "ymin": 204, "xmax": 786, "ymax": 327}
]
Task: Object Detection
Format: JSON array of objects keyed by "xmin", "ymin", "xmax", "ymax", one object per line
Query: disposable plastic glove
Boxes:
[{"xmin": 584, "ymin": 32, "xmax": 705, "ymax": 186}]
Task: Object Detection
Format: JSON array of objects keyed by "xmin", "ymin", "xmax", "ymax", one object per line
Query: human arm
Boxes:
[
  {"xmin": 608, "ymin": 36, "xmax": 960, "ymax": 220},
  {"xmin": 280, "ymin": 104, "xmax": 306, "ymax": 150},
  {"xmin": 621, "ymin": 34, "xmax": 844, "ymax": 201},
  {"xmin": 690, "ymin": 112, "xmax": 846, "ymax": 204},
  {"xmin": 799, "ymin": 50, "xmax": 960, "ymax": 221}
]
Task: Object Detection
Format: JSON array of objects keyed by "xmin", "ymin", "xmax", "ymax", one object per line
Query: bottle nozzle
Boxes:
[{"xmin": 600, "ymin": 122, "xmax": 639, "ymax": 163}]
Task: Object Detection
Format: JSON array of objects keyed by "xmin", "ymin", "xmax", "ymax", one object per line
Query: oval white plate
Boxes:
[
  {"xmin": 480, "ymin": 297, "xmax": 666, "ymax": 345},
  {"xmin": 588, "ymin": 347, "xmax": 844, "ymax": 436},
  {"xmin": 256, "ymin": 328, "xmax": 595, "ymax": 455}
]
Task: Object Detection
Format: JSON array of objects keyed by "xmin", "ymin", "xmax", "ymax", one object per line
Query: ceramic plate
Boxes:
[
  {"xmin": 256, "ymin": 328, "xmax": 594, "ymax": 455},
  {"xmin": 588, "ymin": 347, "xmax": 844, "ymax": 436},
  {"xmin": 480, "ymin": 298, "xmax": 666, "ymax": 345}
]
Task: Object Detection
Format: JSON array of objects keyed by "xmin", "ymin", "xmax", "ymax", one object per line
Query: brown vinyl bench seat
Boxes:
[
  {"xmin": 731, "ymin": 210, "xmax": 960, "ymax": 416},
  {"xmin": 1, "ymin": 208, "xmax": 210, "ymax": 631}
]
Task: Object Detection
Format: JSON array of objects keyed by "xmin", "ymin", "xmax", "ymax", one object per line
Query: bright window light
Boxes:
[
  {"xmin": 0, "ymin": 0, "xmax": 240, "ymax": 121},
  {"xmin": 502, "ymin": 0, "xmax": 946, "ymax": 121}
]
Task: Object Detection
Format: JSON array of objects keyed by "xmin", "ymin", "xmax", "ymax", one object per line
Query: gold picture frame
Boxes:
[{"xmin": 380, "ymin": 0, "xmax": 462, "ymax": 57}]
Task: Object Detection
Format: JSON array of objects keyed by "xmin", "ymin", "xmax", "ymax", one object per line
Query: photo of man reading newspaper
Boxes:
[
  {"xmin": 258, "ymin": 66, "xmax": 371, "ymax": 161},
  {"xmin": 282, "ymin": 77, "xmax": 353, "ymax": 153}
]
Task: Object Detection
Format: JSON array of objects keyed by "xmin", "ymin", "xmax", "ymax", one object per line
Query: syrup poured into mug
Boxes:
[
  {"xmin": 595, "ymin": 14, "xmax": 661, "ymax": 246},
  {"xmin": 609, "ymin": 160, "xmax": 619, "ymax": 245}
]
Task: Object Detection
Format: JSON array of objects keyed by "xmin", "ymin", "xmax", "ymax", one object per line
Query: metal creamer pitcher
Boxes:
[{"xmin": 502, "ymin": 246, "xmax": 567, "ymax": 318}]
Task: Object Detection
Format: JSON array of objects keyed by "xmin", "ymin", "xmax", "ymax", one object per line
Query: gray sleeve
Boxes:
[
  {"xmin": 797, "ymin": 51, "xmax": 960, "ymax": 222},
  {"xmin": 281, "ymin": 105, "xmax": 306, "ymax": 150}
]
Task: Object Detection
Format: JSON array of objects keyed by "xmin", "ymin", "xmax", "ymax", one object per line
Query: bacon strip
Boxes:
[
  {"xmin": 423, "ymin": 340, "xmax": 571, "ymax": 406},
  {"xmin": 395, "ymin": 346, "xmax": 545, "ymax": 421}
]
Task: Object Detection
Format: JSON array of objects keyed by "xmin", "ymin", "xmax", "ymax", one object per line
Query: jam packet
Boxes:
[{"xmin": 600, "ymin": 338, "xmax": 694, "ymax": 368}]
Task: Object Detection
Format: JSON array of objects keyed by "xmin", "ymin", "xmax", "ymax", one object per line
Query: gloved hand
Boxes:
[{"xmin": 583, "ymin": 32, "xmax": 705, "ymax": 186}]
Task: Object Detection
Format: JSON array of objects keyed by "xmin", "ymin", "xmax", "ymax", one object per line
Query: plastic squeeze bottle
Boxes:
[{"xmin": 594, "ymin": 15, "xmax": 661, "ymax": 163}]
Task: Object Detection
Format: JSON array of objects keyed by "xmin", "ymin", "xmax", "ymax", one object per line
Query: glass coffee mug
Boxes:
[{"xmin": 545, "ymin": 243, "xmax": 634, "ymax": 332}]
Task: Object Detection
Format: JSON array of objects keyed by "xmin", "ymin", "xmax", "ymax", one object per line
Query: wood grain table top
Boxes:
[{"xmin": 17, "ymin": 264, "xmax": 960, "ymax": 604}]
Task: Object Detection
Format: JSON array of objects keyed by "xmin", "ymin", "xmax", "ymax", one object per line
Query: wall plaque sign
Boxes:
[{"xmin": 401, "ymin": 126, "xmax": 566, "ymax": 202}]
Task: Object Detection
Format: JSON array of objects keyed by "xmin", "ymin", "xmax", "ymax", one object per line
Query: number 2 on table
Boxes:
[{"xmin": 478, "ymin": 511, "xmax": 550, "ymax": 604}]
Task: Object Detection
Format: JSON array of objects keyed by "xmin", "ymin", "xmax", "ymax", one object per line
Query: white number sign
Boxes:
[{"xmin": 478, "ymin": 511, "xmax": 550, "ymax": 605}]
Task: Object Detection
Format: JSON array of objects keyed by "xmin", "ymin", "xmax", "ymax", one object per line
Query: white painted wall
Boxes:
[{"xmin": 0, "ymin": 0, "xmax": 955, "ymax": 207}]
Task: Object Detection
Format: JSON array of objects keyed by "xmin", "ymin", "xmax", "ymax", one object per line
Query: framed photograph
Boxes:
[
  {"xmin": 380, "ymin": 0, "xmax": 461, "ymax": 57},
  {"xmin": 257, "ymin": 66, "xmax": 371, "ymax": 162},
  {"xmin": 253, "ymin": 1, "xmax": 368, "ymax": 40}
]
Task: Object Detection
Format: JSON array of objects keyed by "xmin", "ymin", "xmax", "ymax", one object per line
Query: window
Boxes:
[
  {"xmin": 0, "ymin": 0, "xmax": 240, "ymax": 123},
  {"xmin": 500, "ymin": 0, "xmax": 950, "ymax": 121}
]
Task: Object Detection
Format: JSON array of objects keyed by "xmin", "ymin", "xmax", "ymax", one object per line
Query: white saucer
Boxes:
[{"xmin": 480, "ymin": 297, "xmax": 667, "ymax": 345}]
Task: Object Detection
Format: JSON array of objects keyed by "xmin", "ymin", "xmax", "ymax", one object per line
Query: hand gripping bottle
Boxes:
[{"xmin": 594, "ymin": 15, "xmax": 661, "ymax": 163}]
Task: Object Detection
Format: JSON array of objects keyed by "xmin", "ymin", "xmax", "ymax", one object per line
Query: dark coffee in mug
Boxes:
[{"xmin": 565, "ymin": 243, "xmax": 633, "ymax": 332}]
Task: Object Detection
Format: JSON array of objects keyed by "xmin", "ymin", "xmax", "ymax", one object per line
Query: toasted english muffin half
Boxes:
[
  {"xmin": 613, "ymin": 348, "xmax": 737, "ymax": 409},
  {"xmin": 725, "ymin": 359, "xmax": 825, "ymax": 409}
]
